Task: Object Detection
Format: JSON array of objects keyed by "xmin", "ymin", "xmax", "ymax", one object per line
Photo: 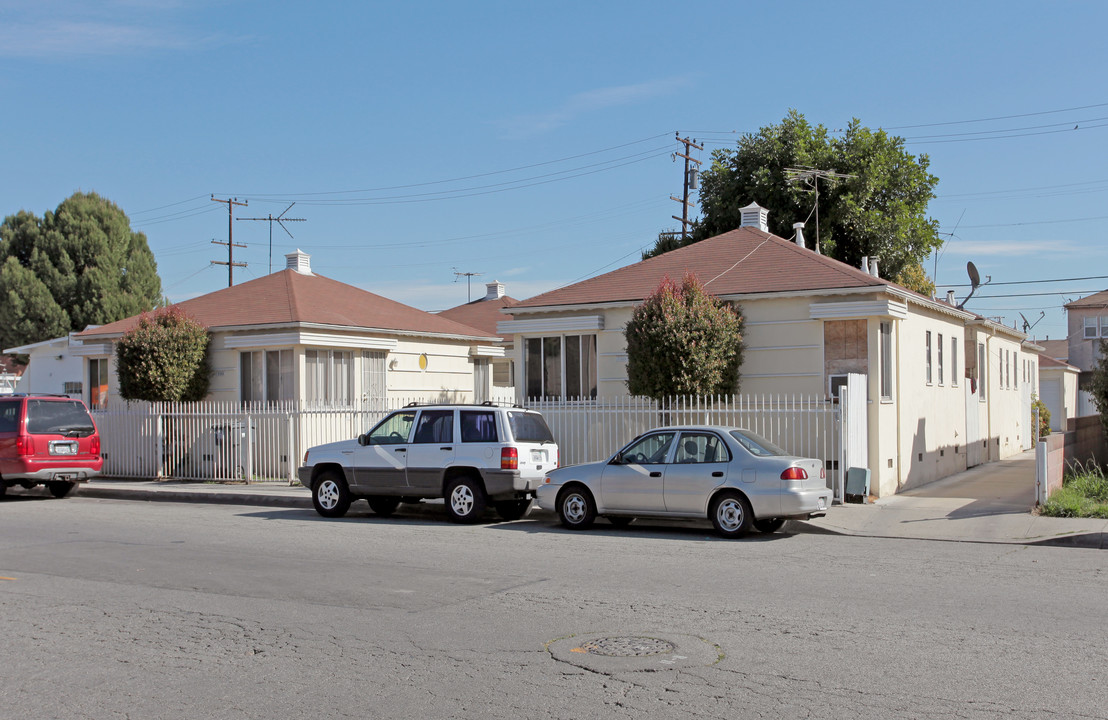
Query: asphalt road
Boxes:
[{"xmin": 1, "ymin": 495, "xmax": 1105, "ymax": 720}]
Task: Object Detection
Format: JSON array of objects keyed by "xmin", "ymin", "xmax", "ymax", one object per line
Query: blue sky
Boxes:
[{"xmin": 3, "ymin": 0, "xmax": 1106, "ymax": 345}]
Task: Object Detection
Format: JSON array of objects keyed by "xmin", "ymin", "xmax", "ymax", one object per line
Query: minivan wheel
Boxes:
[
  {"xmin": 367, "ymin": 496, "xmax": 401, "ymax": 517},
  {"xmin": 711, "ymin": 491, "xmax": 753, "ymax": 539},
  {"xmin": 557, "ymin": 487, "xmax": 596, "ymax": 530},
  {"xmin": 445, "ymin": 476, "xmax": 487, "ymax": 523},
  {"xmin": 312, "ymin": 472, "xmax": 351, "ymax": 518},
  {"xmin": 494, "ymin": 498, "xmax": 532, "ymax": 521},
  {"xmin": 48, "ymin": 481, "xmax": 76, "ymax": 499}
]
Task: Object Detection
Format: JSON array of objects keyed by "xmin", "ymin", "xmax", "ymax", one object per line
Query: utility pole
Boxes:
[
  {"xmin": 670, "ymin": 133, "xmax": 703, "ymax": 241},
  {"xmin": 237, "ymin": 202, "xmax": 307, "ymax": 274},
  {"xmin": 211, "ymin": 196, "xmax": 248, "ymax": 286},
  {"xmin": 453, "ymin": 268, "xmax": 483, "ymax": 302}
]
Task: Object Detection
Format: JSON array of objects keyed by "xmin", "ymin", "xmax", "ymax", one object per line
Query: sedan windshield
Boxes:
[{"xmin": 729, "ymin": 429, "xmax": 787, "ymax": 457}]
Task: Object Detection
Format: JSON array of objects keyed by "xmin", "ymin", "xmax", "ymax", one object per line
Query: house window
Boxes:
[
  {"xmin": 1086, "ymin": 317, "xmax": 1099, "ymax": 339},
  {"xmin": 64, "ymin": 381, "xmax": 83, "ymax": 395},
  {"xmin": 879, "ymin": 321, "xmax": 893, "ymax": 400},
  {"xmin": 1005, "ymin": 350, "xmax": 1011, "ymax": 389},
  {"xmin": 362, "ymin": 351, "xmax": 387, "ymax": 405},
  {"xmin": 978, "ymin": 343, "xmax": 987, "ymax": 401},
  {"xmin": 241, "ymin": 350, "xmax": 293, "ymax": 404},
  {"xmin": 305, "ymin": 349, "xmax": 354, "ymax": 406},
  {"xmin": 1102, "ymin": 317, "xmax": 1108, "ymax": 337},
  {"xmin": 937, "ymin": 333, "xmax": 944, "ymax": 385},
  {"xmin": 88, "ymin": 358, "xmax": 109, "ymax": 408},
  {"xmin": 525, "ymin": 334, "xmax": 597, "ymax": 400},
  {"xmin": 1014, "ymin": 353, "xmax": 1019, "ymax": 388},
  {"xmin": 925, "ymin": 331, "xmax": 932, "ymax": 384},
  {"xmin": 951, "ymin": 337, "xmax": 959, "ymax": 387}
]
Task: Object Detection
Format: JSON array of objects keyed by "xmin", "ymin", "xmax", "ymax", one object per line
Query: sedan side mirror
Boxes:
[
  {"xmin": 358, "ymin": 433, "xmax": 369, "ymax": 446},
  {"xmin": 611, "ymin": 452, "xmax": 624, "ymax": 465}
]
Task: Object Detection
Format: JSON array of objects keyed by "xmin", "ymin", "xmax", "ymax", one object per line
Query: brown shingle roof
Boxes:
[
  {"xmin": 438, "ymin": 296, "xmax": 519, "ymax": 342},
  {"xmin": 78, "ymin": 270, "xmax": 496, "ymax": 340},
  {"xmin": 1039, "ymin": 354, "xmax": 1078, "ymax": 371},
  {"xmin": 513, "ymin": 226, "xmax": 889, "ymax": 309},
  {"xmin": 1037, "ymin": 339, "xmax": 1068, "ymax": 361},
  {"xmin": 1064, "ymin": 289, "xmax": 1108, "ymax": 309}
]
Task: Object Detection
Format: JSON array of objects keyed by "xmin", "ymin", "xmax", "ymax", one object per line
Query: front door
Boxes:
[
  {"xmin": 405, "ymin": 410, "xmax": 456, "ymax": 492},
  {"xmin": 600, "ymin": 431, "xmax": 674, "ymax": 512},
  {"xmin": 354, "ymin": 410, "xmax": 415, "ymax": 491}
]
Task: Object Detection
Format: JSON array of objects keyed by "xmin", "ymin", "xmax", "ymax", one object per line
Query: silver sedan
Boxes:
[{"xmin": 535, "ymin": 426, "xmax": 831, "ymax": 538}]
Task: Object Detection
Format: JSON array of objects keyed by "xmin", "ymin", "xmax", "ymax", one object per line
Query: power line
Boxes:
[
  {"xmin": 224, "ymin": 132, "xmax": 673, "ymax": 199},
  {"xmin": 937, "ymin": 274, "xmax": 1108, "ymax": 288},
  {"xmin": 882, "ymin": 101, "xmax": 1108, "ymax": 130}
]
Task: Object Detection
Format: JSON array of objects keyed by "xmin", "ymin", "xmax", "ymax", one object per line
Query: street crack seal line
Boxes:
[
  {"xmin": 547, "ymin": 632, "xmax": 722, "ymax": 673},
  {"xmin": 0, "ymin": 576, "xmax": 16, "ymax": 581}
]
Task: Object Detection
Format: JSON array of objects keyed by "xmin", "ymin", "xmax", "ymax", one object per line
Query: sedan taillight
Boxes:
[
  {"xmin": 780, "ymin": 467, "xmax": 808, "ymax": 480},
  {"xmin": 501, "ymin": 447, "xmax": 518, "ymax": 470}
]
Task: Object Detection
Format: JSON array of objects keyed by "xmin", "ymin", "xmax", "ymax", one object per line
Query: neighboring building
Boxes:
[
  {"xmin": 2, "ymin": 334, "xmax": 90, "ymax": 398},
  {"xmin": 1038, "ymin": 355, "xmax": 1080, "ymax": 433},
  {"xmin": 76, "ymin": 250, "xmax": 502, "ymax": 408},
  {"xmin": 438, "ymin": 280, "xmax": 517, "ymax": 401},
  {"xmin": 1062, "ymin": 289, "xmax": 1108, "ymax": 416},
  {"xmin": 0, "ymin": 354, "xmax": 25, "ymax": 395},
  {"xmin": 499, "ymin": 202, "xmax": 1038, "ymax": 497}
]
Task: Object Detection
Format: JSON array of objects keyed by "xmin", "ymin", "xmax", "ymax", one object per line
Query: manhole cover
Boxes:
[
  {"xmin": 578, "ymin": 636, "xmax": 676, "ymax": 657},
  {"xmin": 547, "ymin": 632, "xmax": 722, "ymax": 672}
]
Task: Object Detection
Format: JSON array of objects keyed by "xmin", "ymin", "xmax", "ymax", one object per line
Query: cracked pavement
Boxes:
[{"xmin": 1, "ymin": 496, "xmax": 1105, "ymax": 719}]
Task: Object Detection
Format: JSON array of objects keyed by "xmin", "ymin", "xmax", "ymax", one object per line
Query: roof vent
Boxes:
[
  {"xmin": 285, "ymin": 249, "xmax": 313, "ymax": 275},
  {"xmin": 484, "ymin": 280, "xmax": 505, "ymax": 300},
  {"xmin": 869, "ymin": 258, "xmax": 879, "ymax": 278},
  {"xmin": 947, "ymin": 290, "xmax": 956, "ymax": 305},
  {"xmin": 739, "ymin": 202, "xmax": 769, "ymax": 232},
  {"xmin": 792, "ymin": 222, "xmax": 806, "ymax": 249}
]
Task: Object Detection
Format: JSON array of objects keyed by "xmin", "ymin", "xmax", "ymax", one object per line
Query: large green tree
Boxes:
[
  {"xmin": 1088, "ymin": 339, "xmax": 1108, "ymax": 438},
  {"xmin": 114, "ymin": 307, "xmax": 211, "ymax": 402},
  {"xmin": 0, "ymin": 191, "xmax": 162, "ymax": 350},
  {"xmin": 624, "ymin": 274, "xmax": 745, "ymax": 400},
  {"xmin": 647, "ymin": 110, "xmax": 943, "ymax": 291}
]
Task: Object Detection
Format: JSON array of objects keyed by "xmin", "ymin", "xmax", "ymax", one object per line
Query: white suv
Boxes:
[{"xmin": 298, "ymin": 403, "xmax": 558, "ymax": 523}]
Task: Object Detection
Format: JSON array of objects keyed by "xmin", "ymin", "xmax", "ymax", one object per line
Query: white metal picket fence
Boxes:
[
  {"xmin": 93, "ymin": 391, "xmax": 849, "ymax": 496},
  {"xmin": 523, "ymin": 394, "xmax": 845, "ymax": 496}
]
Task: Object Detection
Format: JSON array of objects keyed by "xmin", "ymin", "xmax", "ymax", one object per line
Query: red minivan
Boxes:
[{"xmin": 0, "ymin": 394, "xmax": 102, "ymax": 498}]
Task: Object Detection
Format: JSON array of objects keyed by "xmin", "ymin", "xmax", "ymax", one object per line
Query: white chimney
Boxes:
[
  {"xmin": 792, "ymin": 222, "xmax": 806, "ymax": 249},
  {"xmin": 861, "ymin": 256, "xmax": 869, "ymax": 272},
  {"xmin": 484, "ymin": 280, "xmax": 505, "ymax": 300},
  {"xmin": 739, "ymin": 202, "xmax": 769, "ymax": 232},
  {"xmin": 869, "ymin": 257, "xmax": 879, "ymax": 278},
  {"xmin": 285, "ymin": 248, "xmax": 313, "ymax": 275},
  {"xmin": 947, "ymin": 290, "xmax": 956, "ymax": 304}
]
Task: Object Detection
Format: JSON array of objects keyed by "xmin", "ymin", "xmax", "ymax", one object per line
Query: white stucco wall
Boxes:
[{"xmin": 8, "ymin": 336, "xmax": 85, "ymax": 398}]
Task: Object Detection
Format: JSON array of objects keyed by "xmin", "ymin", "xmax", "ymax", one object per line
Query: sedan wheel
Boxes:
[
  {"xmin": 711, "ymin": 492, "xmax": 753, "ymax": 539},
  {"xmin": 558, "ymin": 487, "xmax": 596, "ymax": 530},
  {"xmin": 312, "ymin": 472, "xmax": 351, "ymax": 518},
  {"xmin": 446, "ymin": 476, "xmax": 487, "ymax": 523},
  {"xmin": 754, "ymin": 517, "xmax": 787, "ymax": 533}
]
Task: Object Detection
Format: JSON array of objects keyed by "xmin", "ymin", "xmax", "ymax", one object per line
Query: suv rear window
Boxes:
[
  {"xmin": 0, "ymin": 399, "xmax": 19, "ymax": 433},
  {"xmin": 26, "ymin": 400, "xmax": 96, "ymax": 436},
  {"xmin": 506, "ymin": 411, "xmax": 554, "ymax": 443}
]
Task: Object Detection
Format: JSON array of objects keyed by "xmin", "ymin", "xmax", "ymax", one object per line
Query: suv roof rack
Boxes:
[{"xmin": 3, "ymin": 393, "xmax": 74, "ymax": 399}]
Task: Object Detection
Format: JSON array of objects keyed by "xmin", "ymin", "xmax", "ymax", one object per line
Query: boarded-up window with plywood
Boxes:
[{"xmin": 824, "ymin": 319, "xmax": 869, "ymax": 379}]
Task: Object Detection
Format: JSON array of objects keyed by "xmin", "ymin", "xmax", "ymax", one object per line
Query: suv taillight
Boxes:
[
  {"xmin": 90, "ymin": 435, "xmax": 101, "ymax": 456},
  {"xmin": 501, "ymin": 447, "xmax": 518, "ymax": 470},
  {"xmin": 16, "ymin": 434, "xmax": 33, "ymax": 456},
  {"xmin": 780, "ymin": 467, "xmax": 808, "ymax": 480}
]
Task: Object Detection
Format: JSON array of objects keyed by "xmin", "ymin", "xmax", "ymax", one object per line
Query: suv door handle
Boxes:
[
  {"xmin": 649, "ymin": 471, "xmax": 662, "ymax": 478},
  {"xmin": 440, "ymin": 446, "xmax": 452, "ymax": 451},
  {"xmin": 394, "ymin": 448, "xmax": 407, "ymax": 453},
  {"xmin": 712, "ymin": 471, "xmax": 724, "ymax": 477}
]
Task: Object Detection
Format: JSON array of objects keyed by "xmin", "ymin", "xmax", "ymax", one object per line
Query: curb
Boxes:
[{"xmin": 79, "ymin": 486, "xmax": 313, "ymax": 509}]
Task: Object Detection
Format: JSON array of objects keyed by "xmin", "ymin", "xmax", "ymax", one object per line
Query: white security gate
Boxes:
[{"xmin": 837, "ymin": 373, "xmax": 868, "ymax": 503}]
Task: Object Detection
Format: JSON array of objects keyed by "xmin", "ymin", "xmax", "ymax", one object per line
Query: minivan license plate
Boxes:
[{"xmin": 50, "ymin": 442, "xmax": 77, "ymax": 455}]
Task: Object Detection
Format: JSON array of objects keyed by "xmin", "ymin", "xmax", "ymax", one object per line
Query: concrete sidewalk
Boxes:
[{"xmin": 28, "ymin": 450, "xmax": 1106, "ymax": 549}]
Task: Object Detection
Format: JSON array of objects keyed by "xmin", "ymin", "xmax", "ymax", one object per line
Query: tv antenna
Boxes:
[
  {"xmin": 785, "ymin": 167, "xmax": 855, "ymax": 253},
  {"xmin": 956, "ymin": 261, "xmax": 991, "ymax": 310},
  {"xmin": 1019, "ymin": 311, "xmax": 1044, "ymax": 334},
  {"xmin": 453, "ymin": 268, "xmax": 483, "ymax": 302},
  {"xmin": 237, "ymin": 203, "xmax": 307, "ymax": 274}
]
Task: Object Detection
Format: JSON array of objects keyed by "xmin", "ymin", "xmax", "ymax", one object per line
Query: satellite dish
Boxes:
[{"xmin": 967, "ymin": 261, "xmax": 981, "ymax": 289}]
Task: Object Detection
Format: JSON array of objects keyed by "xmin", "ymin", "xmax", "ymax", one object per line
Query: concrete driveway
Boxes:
[{"xmin": 889, "ymin": 449, "xmax": 1037, "ymax": 518}]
